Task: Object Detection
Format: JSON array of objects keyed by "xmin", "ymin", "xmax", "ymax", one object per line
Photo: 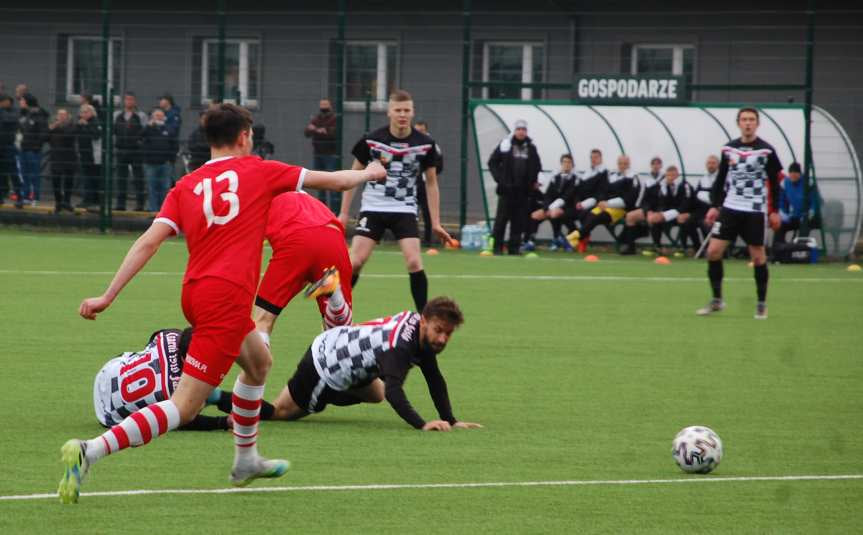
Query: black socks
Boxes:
[
  {"xmin": 409, "ymin": 270, "xmax": 428, "ymax": 312},
  {"xmin": 754, "ymin": 263, "xmax": 768, "ymax": 302},
  {"xmin": 708, "ymin": 260, "xmax": 723, "ymax": 299}
]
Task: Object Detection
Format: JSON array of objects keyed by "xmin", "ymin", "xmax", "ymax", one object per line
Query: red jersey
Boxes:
[
  {"xmin": 155, "ymin": 155, "xmax": 305, "ymax": 295},
  {"xmin": 265, "ymin": 191, "xmax": 342, "ymax": 244}
]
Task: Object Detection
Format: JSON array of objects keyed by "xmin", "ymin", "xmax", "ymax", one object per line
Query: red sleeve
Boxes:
[
  {"xmin": 264, "ymin": 160, "xmax": 307, "ymax": 195},
  {"xmin": 154, "ymin": 187, "xmax": 181, "ymax": 235}
]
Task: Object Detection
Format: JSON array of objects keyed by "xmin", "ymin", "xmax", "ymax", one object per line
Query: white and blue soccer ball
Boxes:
[{"xmin": 672, "ymin": 426, "xmax": 723, "ymax": 474}]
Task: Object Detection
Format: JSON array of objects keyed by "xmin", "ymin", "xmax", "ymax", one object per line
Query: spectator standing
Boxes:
[
  {"xmin": 413, "ymin": 120, "xmax": 443, "ymax": 247},
  {"xmin": 186, "ymin": 112, "xmax": 209, "ymax": 172},
  {"xmin": 0, "ymin": 94, "xmax": 24, "ymax": 208},
  {"xmin": 113, "ymin": 92, "xmax": 147, "ymax": 211},
  {"xmin": 487, "ymin": 119, "xmax": 542, "ymax": 255},
  {"xmin": 304, "ymin": 98, "xmax": 340, "ymax": 211},
  {"xmin": 140, "ymin": 108, "xmax": 174, "ymax": 212},
  {"xmin": 48, "ymin": 108, "xmax": 78, "ymax": 213},
  {"xmin": 18, "ymin": 93, "xmax": 49, "ymax": 206},
  {"xmin": 76, "ymin": 103, "xmax": 102, "ymax": 208},
  {"xmin": 158, "ymin": 94, "xmax": 182, "ymax": 173}
]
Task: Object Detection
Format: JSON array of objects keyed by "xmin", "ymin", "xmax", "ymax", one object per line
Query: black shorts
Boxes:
[
  {"xmin": 355, "ymin": 211, "xmax": 419, "ymax": 242},
  {"xmin": 287, "ymin": 348, "xmax": 338, "ymax": 414},
  {"xmin": 711, "ymin": 207, "xmax": 766, "ymax": 246}
]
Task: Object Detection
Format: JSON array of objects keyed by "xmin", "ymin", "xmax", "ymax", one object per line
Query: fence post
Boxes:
[
  {"xmin": 335, "ymin": 0, "xmax": 346, "ymax": 170},
  {"xmin": 364, "ymin": 91, "xmax": 371, "ymax": 134},
  {"xmin": 217, "ymin": 0, "xmax": 226, "ymax": 103},
  {"xmin": 99, "ymin": 0, "xmax": 112, "ymax": 233},
  {"xmin": 458, "ymin": 0, "xmax": 472, "ymax": 230}
]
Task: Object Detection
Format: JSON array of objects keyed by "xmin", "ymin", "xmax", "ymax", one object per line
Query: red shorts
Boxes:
[
  {"xmin": 180, "ymin": 277, "xmax": 256, "ymax": 387},
  {"xmin": 256, "ymin": 224, "xmax": 353, "ymax": 317}
]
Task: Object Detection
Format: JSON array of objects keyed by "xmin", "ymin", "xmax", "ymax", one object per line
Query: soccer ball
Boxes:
[{"xmin": 671, "ymin": 426, "xmax": 723, "ymax": 474}]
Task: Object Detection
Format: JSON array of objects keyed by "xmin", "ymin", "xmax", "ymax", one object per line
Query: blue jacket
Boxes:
[{"xmin": 778, "ymin": 177, "xmax": 819, "ymax": 221}]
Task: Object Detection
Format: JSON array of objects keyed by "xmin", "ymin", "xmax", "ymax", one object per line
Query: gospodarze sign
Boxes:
[{"xmin": 575, "ymin": 76, "xmax": 688, "ymax": 104}]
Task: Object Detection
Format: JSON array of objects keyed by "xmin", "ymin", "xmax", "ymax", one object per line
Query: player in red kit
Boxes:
[
  {"xmin": 59, "ymin": 104, "xmax": 385, "ymax": 504},
  {"xmin": 254, "ymin": 191, "xmax": 354, "ymax": 347}
]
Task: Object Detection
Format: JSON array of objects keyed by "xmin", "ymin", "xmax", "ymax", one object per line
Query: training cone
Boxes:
[
  {"xmin": 525, "ymin": 252, "xmax": 539, "ymax": 259},
  {"xmin": 584, "ymin": 254, "xmax": 600, "ymax": 262},
  {"xmin": 848, "ymin": 264, "xmax": 862, "ymax": 272},
  {"xmin": 655, "ymin": 256, "xmax": 671, "ymax": 265},
  {"xmin": 426, "ymin": 248, "xmax": 439, "ymax": 255},
  {"xmin": 445, "ymin": 239, "xmax": 460, "ymax": 249},
  {"xmin": 479, "ymin": 250, "xmax": 493, "ymax": 257}
]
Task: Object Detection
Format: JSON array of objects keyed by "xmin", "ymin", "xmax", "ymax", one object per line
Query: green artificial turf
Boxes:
[{"xmin": 0, "ymin": 229, "xmax": 861, "ymax": 534}]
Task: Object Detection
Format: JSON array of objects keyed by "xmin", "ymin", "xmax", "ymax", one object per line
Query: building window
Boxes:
[
  {"xmin": 65, "ymin": 36, "xmax": 122, "ymax": 102},
  {"xmin": 631, "ymin": 44, "xmax": 695, "ymax": 86},
  {"xmin": 344, "ymin": 41, "xmax": 397, "ymax": 104},
  {"xmin": 201, "ymin": 39, "xmax": 260, "ymax": 107},
  {"xmin": 482, "ymin": 42, "xmax": 544, "ymax": 100}
]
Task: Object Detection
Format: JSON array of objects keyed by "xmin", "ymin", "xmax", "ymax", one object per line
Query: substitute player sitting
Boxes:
[
  {"xmin": 254, "ymin": 296, "xmax": 481, "ymax": 431},
  {"xmin": 62, "ymin": 104, "xmax": 386, "ymax": 504},
  {"xmin": 254, "ymin": 191, "xmax": 353, "ymax": 346},
  {"xmin": 338, "ymin": 90, "xmax": 451, "ymax": 312},
  {"xmin": 567, "ymin": 154, "xmax": 642, "ymax": 251},
  {"xmin": 93, "ymin": 327, "xmax": 230, "ymax": 431}
]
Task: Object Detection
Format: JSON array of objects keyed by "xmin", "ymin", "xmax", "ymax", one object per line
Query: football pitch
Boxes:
[{"xmin": 1, "ymin": 228, "xmax": 861, "ymax": 534}]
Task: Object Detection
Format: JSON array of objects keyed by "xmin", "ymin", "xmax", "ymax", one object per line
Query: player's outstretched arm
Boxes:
[
  {"xmin": 79, "ymin": 222, "xmax": 174, "ymax": 320},
  {"xmin": 336, "ymin": 159, "xmax": 365, "ymax": 229},
  {"xmin": 423, "ymin": 167, "xmax": 453, "ymax": 244},
  {"xmin": 305, "ymin": 160, "xmax": 386, "ymax": 193}
]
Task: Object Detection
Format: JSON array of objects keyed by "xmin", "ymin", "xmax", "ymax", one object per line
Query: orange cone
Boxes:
[
  {"xmin": 426, "ymin": 248, "xmax": 439, "ymax": 255},
  {"xmin": 655, "ymin": 256, "xmax": 671, "ymax": 265},
  {"xmin": 584, "ymin": 254, "xmax": 600, "ymax": 262}
]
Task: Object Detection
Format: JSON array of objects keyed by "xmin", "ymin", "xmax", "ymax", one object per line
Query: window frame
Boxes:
[
  {"xmin": 343, "ymin": 40, "xmax": 399, "ymax": 111},
  {"xmin": 200, "ymin": 37, "xmax": 261, "ymax": 108},
  {"xmin": 65, "ymin": 35, "xmax": 122, "ymax": 103},
  {"xmin": 481, "ymin": 41, "xmax": 545, "ymax": 101},
  {"xmin": 630, "ymin": 43, "xmax": 696, "ymax": 79}
]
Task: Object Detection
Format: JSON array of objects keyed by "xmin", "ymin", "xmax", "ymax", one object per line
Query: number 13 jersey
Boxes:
[{"xmin": 155, "ymin": 155, "xmax": 306, "ymax": 295}]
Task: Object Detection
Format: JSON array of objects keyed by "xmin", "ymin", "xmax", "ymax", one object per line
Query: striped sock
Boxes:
[
  {"xmin": 85, "ymin": 400, "xmax": 180, "ymax": 464},
  {"xmin": 231, "ymin": 379, "xmax": 264, "ymax": 464},
  {"xmin": 324, "ymin": 287, "xmax": 352, "ymax": 328}
]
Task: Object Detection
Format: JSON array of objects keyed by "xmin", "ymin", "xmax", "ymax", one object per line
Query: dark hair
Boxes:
[
  {"xmin": 591, "ymin": 148, "xmax": 602, "ymax": 156},
  {"xmin": 21, "ymin": 93, "xmax": 38, "ymax": 107},
  {"xmin": 124, "ymin": 91, "xmax": 136, "ymax": 98},
  {"xmin": 204, "ymin": 103, "xmax": 253, "ymax": 148},
  {"xmin": 421, "ymin": 296, "xmax": 464, "ymax": 327},
  {"xmin": 389, "ymin": 89, "xmax": 413, "ymax": 102},
  {"xmin": 560, "ymin": 153, "xmax": 573, "ymax": 162},
  {"xmin": 737, "ymin": 107, "xmax": 759, "ymax": 123},
  {"xmin": 414, "ymin": 119, "xmax": 428, "ymax": 127},
  {"xmin": 651, "ymin": 156, "xmax": 662, "ymax": 165},
  {"xmin": 788, "ymin": 162, "xmax": 802, "ymax": 173},
  {"xmin": 160, "ymin": 94, "xmax": 175, "ymax": 106},
  {"xmin": 666, "ymin": 165, "xmax": 679, "ymax": 173},
  {"xmin": 178, "ymin": 327, "xmax": 193, "ymax": 360}
]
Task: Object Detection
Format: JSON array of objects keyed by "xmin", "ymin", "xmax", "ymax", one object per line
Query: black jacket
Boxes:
[
  {"xmin": 646, "ymin": 177, "xmax": 694, "ymax": 217},
  {"xmin": 487, "ymin": 135, "xmax": 542, "ymax": 196},
  {"xmin": 603, "ymin": 171, "xmax": 644, "ymax": 211},
  {"xmin": 140, "ymin": 123, "xmax": 176, "ymax": 165},
  {"xmin": 75, "ymin": 116, "xmax": 101, "ymax": 161},
  {"xmin": 0, "ymin": 107, "xmax": 18, "ymax": 147},
  {"xmin": 113, "ymin": 110, "xmax": 146, "ymax": 150},
  {"xmin": 562, "ymin": 166, "xmax": 608, "ymax": 210},
  {"xmin": 19, "ymin": 107, "xmax": 49, "ymax": 152},
  {"xmin": 543, "ymin": 172, "xmax": 576, "ymax": 209},
  {"xmin": 187, "ymin": 127, "xmax": 210, "ymax": 171},
  {"xmin": 48, "ymin": 120, "xmax": 78, "ymax": 172}
]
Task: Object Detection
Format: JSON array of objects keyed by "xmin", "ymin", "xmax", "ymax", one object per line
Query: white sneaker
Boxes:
[
  {"xmin": 754, "ymin": 302, "xmax": 768, "ymax": 320},
  {"xmin": 230, "ymin": 456, "xmax": 290, "ymax": 487},
  {"xmin": 696, "ymin": 299, "xmax": 725, "ymax": 316},
  {"xmin": 58, "ymin": 439, "xmax": 90, "ymax": 504}
]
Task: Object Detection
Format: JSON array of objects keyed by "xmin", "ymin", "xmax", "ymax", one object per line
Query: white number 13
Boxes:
[{"xmin": 194, "ymin": 170, "xmax": 240, "ymax": 227}]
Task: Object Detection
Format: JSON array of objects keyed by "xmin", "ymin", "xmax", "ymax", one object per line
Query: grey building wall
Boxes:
[{"xmin": 0, "ymin": 1, "xmax": 859, "ymax": 224}]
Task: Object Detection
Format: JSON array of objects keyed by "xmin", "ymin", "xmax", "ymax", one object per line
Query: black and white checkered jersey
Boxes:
[
  {"xmin": 352, "ymin": 126, "xmax": 439, "ymax": 214},
  {"xmin": 310, "ymin": 310, "xmax": 457, "ymax": 428},
  {"xmin": 712, "ymin": 137, "xmax": 782, "ymax": 213},
  {"xmin": 93, "ymin": 329, "xmax": 184, "ymax": 427}
]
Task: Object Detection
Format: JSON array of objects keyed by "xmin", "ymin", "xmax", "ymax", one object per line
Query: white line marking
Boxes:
[
  {"xmin": 2, "ymin": 474, "xmax": 861, "ymax": 502},
  {"xmin": 0, "ymin": 269, "xmax": 858, "ymax": 283}
]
